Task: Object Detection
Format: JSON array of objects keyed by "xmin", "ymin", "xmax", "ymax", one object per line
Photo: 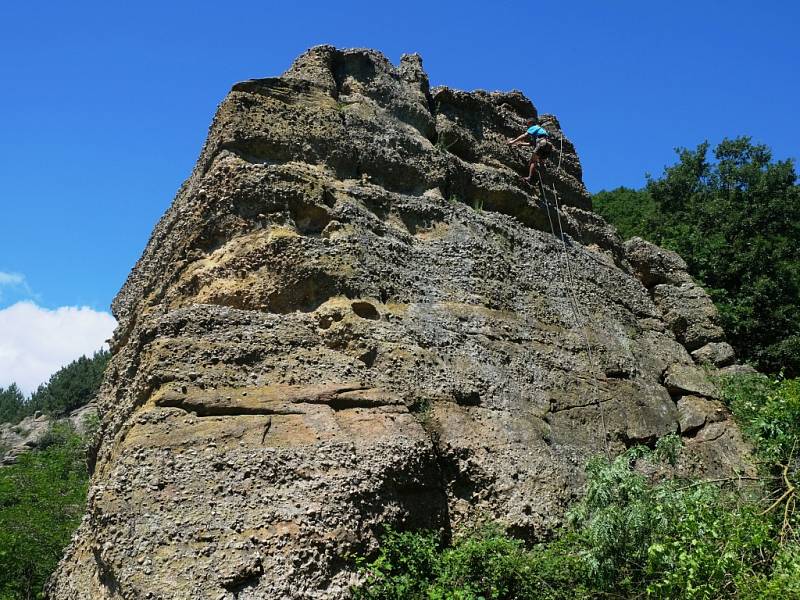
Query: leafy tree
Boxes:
[
  {"xmin": 27, "ymin": 349, "xmax": 110, "ymax": 418},
  {"xmin": 0, "ymin": 424, "xmax": 89, "ymax": 599},
  {"xmin": 595, "ymin": 138, "xmax": 800, "ymax": 375},
  {"xmin": 592, "ymin": 186, "xmax": 657, "ymax": 240},
  {"xmin": 0, "ymin": 385, "xmax": 26, "ymax": 425}
]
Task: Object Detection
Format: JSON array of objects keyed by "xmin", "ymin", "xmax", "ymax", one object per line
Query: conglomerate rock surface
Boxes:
[{"xmin": 49, "ymin": 46, "xmax": 752, "ymax": 599}]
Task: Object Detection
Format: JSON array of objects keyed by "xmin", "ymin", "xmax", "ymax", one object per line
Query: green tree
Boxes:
[
  {"xmin": 0, "ymin": 385, "xmax": 26, "ymax": 425},
  {"xmin": 592, "ymin": 186, "xmax": 658, "ymax": 240},
  {"xmin": 27, "ymin": 349, "xmax": 110, "ymax": 417},
  {"xmin": 595, "ymin": 138, "xmax": 800, "ymax": 375},
  {"xmin": 0, "ymin": 424, "xmax": 89, "ymax": 599}
]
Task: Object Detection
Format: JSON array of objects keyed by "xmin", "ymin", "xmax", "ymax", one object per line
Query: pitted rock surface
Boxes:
[{"xmin": 49, "ymin": 46, "xmax": 752, "ymax": 599}]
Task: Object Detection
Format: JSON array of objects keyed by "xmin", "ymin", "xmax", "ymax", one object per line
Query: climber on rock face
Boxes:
[{"xmin": 507, "ymin": 118, "xmax": 553, "ymax": 184}]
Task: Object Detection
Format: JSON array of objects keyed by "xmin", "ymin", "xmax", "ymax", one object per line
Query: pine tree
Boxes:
[
  {"xmin": 27, "ymin": 349, "xmax": 110, "ymax": 417},
  {"xmin": 0, "ymin": 384, "xmax": 26, "ymax": 425}
]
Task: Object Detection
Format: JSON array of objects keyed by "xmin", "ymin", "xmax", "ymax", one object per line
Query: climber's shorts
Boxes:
[{"xmin": 532, "ymin": 137, "xmax": 553, "ymax": 160}]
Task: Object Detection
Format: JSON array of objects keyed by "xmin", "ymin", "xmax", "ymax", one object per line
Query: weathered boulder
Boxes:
[
  {"xmin": 720, "ymin": 363, "xmax": 759, "ymax": 376},
  {"xmin": 48, "ymin": 46, "xmax": 752, "ymax": 599},
  {"xmin": 622, "ymin": 237, "xmax": 727, "ymax": 353},
  {"xmin": 624, "ymin": 237, "xmax": 692, "ymax": 287},
  {"xmin": 663, "ymin": 363, "xmax": 719, "ymax": 398},
  {"xmin": 692, "ymin": 341, "xmax": 736, "ymax": 367},
  {"xmin": 0, "ymin": 413, "xmax": 51, "ymax": 465},
  {"xmin": 677, "ymin": 395, "xmax": 728, "ymax": 435},
  {"xmin": 652, "ymin": 283, "xmax": 726, "ymax": 351}
]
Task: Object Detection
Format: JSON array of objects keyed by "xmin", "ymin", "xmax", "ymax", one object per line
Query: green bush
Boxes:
[
  {"xmin": 723, "ymin": 374, "xmax": 800, "ymax": 544},
  {"xmin": 723, "ymin": 374, "xmax": 800, "ymax": 467},
  {"xmin": 566, "ymin": 435, "xmax": 783, "ymax": 599},
  {"xmin": 354, "ymin": 426, "xmax": 800, "ymax": 599},
  {"xmin": 0, "ymin": 424, "xmax": 89, "ymax": 599},
  {"xmin": 353, "ymin": 525, "xmax": 588, "ymax": 600}
]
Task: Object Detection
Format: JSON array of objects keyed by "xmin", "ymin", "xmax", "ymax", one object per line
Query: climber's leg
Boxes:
[{"xmin": 527, "ymin": 154, "xmax": 540, "ymax": 181}]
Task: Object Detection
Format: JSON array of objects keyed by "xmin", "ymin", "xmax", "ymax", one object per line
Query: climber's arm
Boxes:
[{"xmin": 507, "ymin": 132, "xmax": 530, "ymax": 145}]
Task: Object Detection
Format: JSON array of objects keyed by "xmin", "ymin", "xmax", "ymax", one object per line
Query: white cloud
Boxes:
[
  {"xmin": 0, "ymin": 272, "xmax": 25, "ymax": 285},
  {"xmin": 0, "ymin": 301, "xmax": 117, "ymax": 394},
  {"xmin": 0, "ymin": 271, "xmax": 33, "ymax": 302}
]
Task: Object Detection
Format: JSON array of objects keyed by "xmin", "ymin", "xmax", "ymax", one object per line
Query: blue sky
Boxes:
[{"xmin": 0, "ymin": 1, "xmax": 798, "ymax": 389}]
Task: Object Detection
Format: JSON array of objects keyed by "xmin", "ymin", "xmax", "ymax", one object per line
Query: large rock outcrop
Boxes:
[{"xmin": 49, "ymin": 47, "xmax": 751, "ymax": 599}]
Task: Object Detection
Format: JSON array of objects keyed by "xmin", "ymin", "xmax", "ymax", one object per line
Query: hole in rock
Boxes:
[
  {"xmin": 358, "ymin": 347, "xmax": 378, "ymax": 367},
  {"xmin": 291, "ymin": 202, "xmax": 332, "ymax": 235},
  {"xmin": 454, "ymin": 389, "xmax": 481, "ymax": 406},
  {"xmin": 351, "ymin": 301, "xmax": 380, "ymax": 320}
]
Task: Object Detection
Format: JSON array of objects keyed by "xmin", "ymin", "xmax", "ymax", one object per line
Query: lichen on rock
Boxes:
[{"xmin": 48, "ymin": 46, "xmax": 753, "ymax": 600}]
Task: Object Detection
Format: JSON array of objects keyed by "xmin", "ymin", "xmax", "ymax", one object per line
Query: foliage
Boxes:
[
  {"xmin": 723, "ymin": 375, "xmax": 800, "ymax": 466},
  {"xmin": 0, "ymin": 385, "xmax": 26, "ymax": 426},
  {"xmin": 592, "ymin": 186, "xmax": 658, "ymax": 240},
  {"xmin": 354, "ymin": 425, "xmax": 800, "ymax": 599},
  {"xmin": 0, "ymin": 424, "xmax": 89, "ymax": 599},
  {"xmin": 568, "ymin": 448, "xmax": 778, "ymax": 598},
  {"xmin": 0, "ymin": 349, "xmax": 109, "ymax": 426},
  {"xmin": 353, "ymin": 525, "xmax": 588, "ymax": 600},
  {"xmin": 723, "ymin": 374, "xmax": 800, "ymax": 542},
  {"xmin": 27, "ymin": 349, "xmax": 110, "ymax": 417},
  {"xmin": 594, "ymin": 138, "xmax": 800, "ymax": 375}
]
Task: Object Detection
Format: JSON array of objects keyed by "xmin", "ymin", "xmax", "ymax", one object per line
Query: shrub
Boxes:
[
  {"xmin": 354, "ymin": 427, "xmax": 800, "ymax": 599},
  {"xmin": 723, "ymin": 374, "xmax": 800, "ymax": 543},
  {"xmin": 0, "ymin": 426, "xmax": 89, "ymax": 599},
  {"xmin": 353, "ymin": 525, "xmax": 588, "ymax": 600}
]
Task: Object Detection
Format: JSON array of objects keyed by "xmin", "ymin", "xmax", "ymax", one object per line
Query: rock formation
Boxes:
[
  {"xmin": 0, "ymin": 403, "xmax": 97, "ymax": 465},
  {"xmin": 49, "ymin": 46, "xmax": 752, "ymax": 599}
]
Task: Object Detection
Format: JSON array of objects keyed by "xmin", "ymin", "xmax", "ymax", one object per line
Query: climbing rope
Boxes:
[{"xmin": 537, "ymin": 134, "xmax": 611, "ymax": 457}]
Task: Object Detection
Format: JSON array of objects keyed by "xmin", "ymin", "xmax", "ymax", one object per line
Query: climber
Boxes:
[{"xmin": 507, "ymin": 119, "xmax": 553, "ymax": 184}]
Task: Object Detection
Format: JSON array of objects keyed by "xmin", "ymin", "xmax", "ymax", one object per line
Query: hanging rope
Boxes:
[{"xmin": 536, "ymin": 134, "xmax": 611, "ymax": 457}]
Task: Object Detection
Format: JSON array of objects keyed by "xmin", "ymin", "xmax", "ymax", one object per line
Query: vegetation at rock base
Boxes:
[
  {"xmin": 594, "ymin": 138, "xmax": 800, "ymax": 376},
  {"xmin": 354, "ymin": 374, "xmax": 800, "ymax": 599},
  {"xmin": 0, "ymin": 352, "xmax": 105, "ymax": 596},
  {"xmin": 0, "ymin": 349, "xmax": 109, "ymax": 425},
  {"xmin": 0, "ymin": 424, "xmax": 90, "ymax": 600}
]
